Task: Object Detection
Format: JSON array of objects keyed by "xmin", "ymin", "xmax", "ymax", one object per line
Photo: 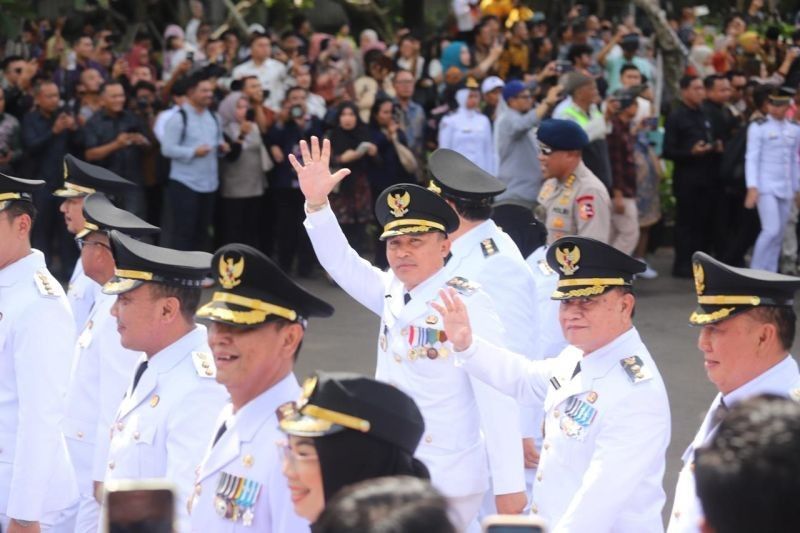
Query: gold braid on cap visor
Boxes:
[
  {"xmin": 280, "ymin": 403, "xmax": 372, "ymax": 434},
  {"xmin": 195, "ymin": 292, "xmax": 298, "ymax": 325}
]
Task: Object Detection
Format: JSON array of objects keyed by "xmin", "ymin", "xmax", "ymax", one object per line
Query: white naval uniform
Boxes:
[
  {"xmin": 189, "ymin": 373, "xmax": 309, "ymax": 532},
  {"xmin": 667, "ymin": 355, "xmax": 800, "ymax": 533},
  {"xmin": 0, "ymin": 250, "xmax": 79, "ymax": 529},
  {"xmin": 102, "ymin": 326, "xmax": 228, "ymax": 533},
  {"xmin": 458, "ymin": 327, "xmax": 670, "ymax": 533},
  {"xmin": 67, "ymin": 258, "xmax": 101, "ymax": 333},
  {"xmin": 525, "ymin": 246, "xmax": 568, "ymax": 361},
  {"xmin": 63, "ymin": 291, "xmax": 143, "ymax": 532},
  {"xmin": 304, "ymin": 205, "xmax": 525, "ymax": 530},
  {"xmin": 746, "ymin": 116, "xmax": 800, "ymax": 272},
  {"xmin": 445, "ymin": 220, "xmax": 540, "ymax": 506}
]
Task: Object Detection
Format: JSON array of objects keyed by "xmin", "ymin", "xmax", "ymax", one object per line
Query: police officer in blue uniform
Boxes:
[
  {"xmin": 745, "ymin": 87, "xmax": 800, "ymax": 272},
  {"xmin": 189, "ymin": 243, "xmax": 334, "ymax": 532}
]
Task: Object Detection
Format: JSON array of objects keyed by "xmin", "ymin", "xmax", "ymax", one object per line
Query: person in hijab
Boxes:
[
  {"xmin": 325, "ymin": 101, "xmax": 376, "ymax": 252},
  {"xmin": 278, "ymin": 372, "xmax": 429, "ymax": 524},
  {"xmin": 217, "ymin": 91, "xmax": 265, "ymax": 247},
  {"xmin": 440, "ymin": 41, "xmax": 471, "ymax": 74},
  {"xmin": 437, "ymin": 78, "xmax": 496, "ymax": 173}
]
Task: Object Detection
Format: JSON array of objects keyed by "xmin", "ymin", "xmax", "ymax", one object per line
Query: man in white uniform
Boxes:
[
  {"xmin": 745, "ymin": 87, "xmax": 800, "ymax": 272},
  {"xmin": 291, "ymin": 137, "xmax": 526, "ymax": 531},
  {"xmin": 434, "ymin": 236, "xmax": 671, "ymax": 533},
  {"xmin": 99, "ymin": 231, "xmax": 228, "ymax": 532},
  {"xmin": 427, "ymin": 148, "xmax": 542, "ymax": 502},
  {"xmin": 0, "ymin": 173, "xmax": 78, "ymax": 532},
  {"xmin": 189, "ymin": 243, "xmax": 333, "ymax": 531},
  {"xmin": 53, "ymin": 154, "xmax": 136, "ymax": 330},
  {"xmin": 62, "ymin": 192, "xmax": 159, "ymax": 532},
  {"xmin": 667, "ymin": 252, "xmax": 800, "ymax": 533}
]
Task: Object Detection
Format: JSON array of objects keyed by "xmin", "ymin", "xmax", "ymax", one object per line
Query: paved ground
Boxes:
[{"xmin": 289, "ymin": 247, "xmax": 800, "ymax": 523}]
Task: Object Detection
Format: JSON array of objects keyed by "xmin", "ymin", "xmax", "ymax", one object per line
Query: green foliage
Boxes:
[{"xmin": 0, "ymin": 0, "xmax": 35, "ymax": 36}]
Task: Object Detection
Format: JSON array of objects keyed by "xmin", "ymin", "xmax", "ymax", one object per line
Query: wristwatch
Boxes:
[{"xmin": 12, "ymin": 519, "xmax": 36, "ymax": 527}]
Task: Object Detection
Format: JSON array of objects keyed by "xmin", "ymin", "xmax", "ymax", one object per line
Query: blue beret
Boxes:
[
  {"xmin": 502, "ymin": 80, "xmax": 527, "ymax": 101},
  {"xmin": 537, "ymin": 119, "xmax": 589, "ymax": 151}
]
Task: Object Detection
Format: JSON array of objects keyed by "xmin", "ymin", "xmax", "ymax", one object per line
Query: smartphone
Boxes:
[
  {"xmin": 186, "ymin": 51, "xmax": 195, "ymax": 63},
  {"xmin": 482, "ymin": 515, "xmax": 548, "ymax": 533},
  {"xmin": 555, "ymin": 60, "xmax": 573, "ymax": 74},
  {"xmin": 104, "ymin": 479, "xmax": 175, "ymax": 533}
]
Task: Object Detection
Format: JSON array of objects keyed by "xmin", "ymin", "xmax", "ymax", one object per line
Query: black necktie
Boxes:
[
  {"xmin": 403, "ymin": 293, "xmax": 411, "ymax": 305},
  {"xmin": 212, "ymin": 421, "xmax": 228, "ymax": 447},
  {"xmin": 711, "ymin": 398, "xmax": 729, "ymax": 427},
  {"xmin": 131, "ymin": 360, "xmax": 148, "ymax": 392},
  {"xmin": 571, "ymin": 361, "xmax": 581, "ymax": 379}
]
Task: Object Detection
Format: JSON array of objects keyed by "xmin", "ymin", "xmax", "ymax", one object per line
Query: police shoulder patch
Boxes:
[
  {"xmin": 34, "ymin": 269, "xmax": 60, "ymax": 297},
  {"xmin": 192, "ymin": 351, "xmax": 217, "ymax": 378},
  {"xmin": 620, "ymin": 355, "xmax": 653, "ymax": 384},
  {"xmin": 480, "ymin": 238, "xmax": 498, "ymax": 258},
  {"xmin": 446, "ymin": 276, "xmax": 480, "ymax": 296}
]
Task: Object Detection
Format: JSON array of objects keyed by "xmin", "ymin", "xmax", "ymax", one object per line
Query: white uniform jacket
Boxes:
[
  {"xmin": 745, "ymin": 116, "xmax": 800, "ymax": 198},
  {"xmin": 304, "ymin": 204, "xmax": 525, "ymax": 498},
  {"xmin": 667, "ymin": 355, "xmax": 800, "ymax": 533},
  {"xmin": 525, "ymin": 245, "xmax": 568, "ymax": 361},
  {"xmin": 458, "ymin": 327, "xmax": 670, "ymax": 533},
  {"xmin": 63, "ymin": 290, "xmax": 143, "ymax": 527},
  {"xmin": 0, "ymin": 250, "xmax": 79, "ymax": 521},
  {"xmin": 103, "ymin": 326, "xmax": 229, "ymax": 532},
  {"xmin": 67, "ymin": 258, "xmax": 101, "ymax": 334},
  {"xmin": 189, "ymin": 373, "xmax": 308, "ymax": 532},
  {"xmin": 446, "ymin": 220, "xmax": 541, "ymax": 440}
]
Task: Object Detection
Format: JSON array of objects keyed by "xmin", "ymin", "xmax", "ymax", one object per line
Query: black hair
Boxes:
[
  {"xmin": 1, "ymin": 55, "xmax": 24, "ymax": 71},
  {"xmin": 703, "ymin": 74, "xmax": 726, "ymax": 90},
  {"xmin": 749, "ymin": 306, "xmax": 796, "ymax": 351},
  {"xmin": 133, "ymin": 80, "xmax": 157, "ymax": 95},
  {"xmin": 148, "ymin": 284, "xmax": 202, "ymax": 323},
  {"xmin": 679, "ymin": 74, "xmax": 699, "ymax": 89},
  {"xmin": 752, "ymin": 84, "xmax": 773, "ymax": 109},
  {"xmin": 695, "ymin": 394, "xmax": 800, "ymax": 533},
  {"xmin": 444, "ymin": 194, "xmax": 492, "ymax": 222},
  {"xmin": 99, "ymin": 80, "xmax": 124, "ymax": 94},
  {"xmin": 725, "ymin": 69, "xmax": 746, "ymax": 82},
  {"xmin": 3, "ymin": 201, "xmax": 37, "ymax": 226},
  {"xmin": 313, "ymin": 476, "xmax": 454, "ymax": 533},
  {"xmin": 248, "ymin": 32, "xmax": 270, "ymax": 47},
  {"xmin": 567, "ymin": 44, "xmax": 594, "ymax": 64},
  {"xmin": 620, "ymin": 64, "xmax": 641, "ymax": 77}
]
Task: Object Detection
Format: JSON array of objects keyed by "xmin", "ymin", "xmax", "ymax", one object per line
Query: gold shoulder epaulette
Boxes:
[
  {"xmin": 192, "ymin": 351, "xmax": 217, "ymax": 378},
  {"xmin": 446, "ymin": 276, "xmax": 480, "ymax": 296},
  {"xmin": 480, "ymin": 238, "xmax": 498, "ymax": 258},
  {"xmin": 34, "ymin": 269, "xmax": 59, "ymax": 297},
  {"xmin": 620, "ymin": 355, "xmax": 653, "ymax": 384}
]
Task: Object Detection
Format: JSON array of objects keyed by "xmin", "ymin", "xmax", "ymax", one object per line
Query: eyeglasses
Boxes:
[
  {"xmin": 276, "ymin": 440, "xmax": 319, "ymax": 469},
  {"xmin": 514, "ymin": 92, "xmax": 533, "ymax": 100},
  {"xmin": 75, "ymin": 237, "xmax": 112, "ymax": 252}
]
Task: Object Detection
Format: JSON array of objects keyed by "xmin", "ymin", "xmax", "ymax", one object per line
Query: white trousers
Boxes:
[
  {"xmin": 752, "ymin": 194, "xmax": 792, "ymax": 271},
  {"xmin": 449, "ymin": 492, "xmax": 485, "ymax": 533},
  {"xmin": 610, "ymin": 198, "xmax": 640, "ymax": 256},
  {"xmin": 0, "ymin": 507, "xmax": 76, "ymax": 532}
]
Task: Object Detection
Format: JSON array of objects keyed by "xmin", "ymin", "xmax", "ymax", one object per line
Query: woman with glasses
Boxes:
[{"xmin": 278, "ymin": 372, "xmax": 429, "ymax": 524}]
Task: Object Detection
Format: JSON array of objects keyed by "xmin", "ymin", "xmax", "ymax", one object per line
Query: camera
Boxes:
[
  {"xmin": 289, "ymin": 105, "xmax": 304, "ymax": 119},
  {"xmin": 136, "ymin": 97, "xmax": 150, "ymax": 111}
]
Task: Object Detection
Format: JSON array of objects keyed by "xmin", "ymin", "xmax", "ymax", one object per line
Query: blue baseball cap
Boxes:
[{"xmin": 502, "ymin": 80, "xmax": 528, "ymax": 101}]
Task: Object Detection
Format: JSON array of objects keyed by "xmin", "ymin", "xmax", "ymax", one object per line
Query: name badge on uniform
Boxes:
[{"xmin": 214, "ymin": 472, "xmax": 262, "ymax": 526}]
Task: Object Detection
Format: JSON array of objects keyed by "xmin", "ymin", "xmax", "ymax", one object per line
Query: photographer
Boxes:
[
  {"xmin": 265, "ymin": 86, "xmax": 323, "ymax": 276},
  {"xmin": 84, "ymin": 81, "xmax": 149, "ymax": 218}
]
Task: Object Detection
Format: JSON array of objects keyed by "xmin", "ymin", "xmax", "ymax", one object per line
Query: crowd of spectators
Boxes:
[{"xmin": 1, "ymin": 1, "xmax": 800, "ymax": 281}]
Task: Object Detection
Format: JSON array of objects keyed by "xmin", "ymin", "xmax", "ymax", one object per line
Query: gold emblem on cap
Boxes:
[
  {"xmin": 63, "ymin": 160, "xmax": 68, "ymax": 180},
  {"xmin": 427, "ymin": 180, "xmax": 442, "ymax": 195},
  {"xmin": 693, "ymin": 263, "xmax": 705, "ymax": 296},
  {"xmin": 387, "ymin": 190, "xmax": 411, "ymax": 218},
  {"xmin": 218, "ymin": 255, "xmax": 245, "ymax": 290},
  {"xmin": 555, "ymin": 245, "xmax": 581, "ymax": 276}
]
